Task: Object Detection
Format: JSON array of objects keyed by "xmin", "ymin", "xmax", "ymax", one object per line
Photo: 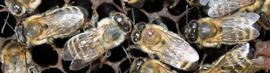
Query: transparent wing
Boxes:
[
  {"xmin": 62, "ymin": 31, "xmax": 91, "ymax": 61},
  {"xmin": 206, "ymin": 0, "xmax": 254, "ymax": 17},
  {"xmin": 221, "ymin": 13, "xmax": 260, "ymax": 26},
  {"xmin": 69, "ymin": 55, "xmax": 90, "ymax": 70},
  {"xmin": 40, "ymin": 7, "xmax": 86, "ymax": 39},
  {"xmin": 218, "ymin": 43, "xmax": 250, "ymax": 68},
  {"xmin": 218, "ymin": 27, "xmax": 259, "ymax": 43},
  {"xmin": 215, "ymin": 13, "xmax": 260, "ymax": 43},
  {"xmin": 157, "ymin": 30, "xmax": 199, "ymax": 69},
  {"xmin": 63, "ymin": 28, "xmax": 105, "ymax": 70}
]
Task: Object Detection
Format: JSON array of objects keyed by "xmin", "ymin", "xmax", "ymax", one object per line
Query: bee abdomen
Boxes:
[{"xmin": 64, "ymin": 38, "xmax": 79, "ymax": 60}]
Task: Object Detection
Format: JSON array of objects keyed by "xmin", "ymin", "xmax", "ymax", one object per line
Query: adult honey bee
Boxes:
[
  {"xmin": 186, "ymin": 0, "xmax": 255, "ymax": 17},
  {"xmin": 131, "ymin": 22, "xmax": 199, "ymax": 71},
  {"xmin": 199, "ymin": 43, "xmax": 260, "ymax": 73},
  {"xmin": 15, "ymin": 6, "xmax": 89, "ymax": 47},
  {"xmin": 184, "ymin": 12, "xmax": 260, "ymax": 48},
  {"xmin": 62, "ymin": 11, "xmax": 132, "ymax": 70},
  {"xmin": 4, "ymin": 0, "xmax": 41, "ymax": 16},
  {"xmin": 130, "ymin": 58, "xmax": 177, "ymax": 73},
  {"xmin": 0, "ymin": 40, "xmax": 39, "ymax": 73}
]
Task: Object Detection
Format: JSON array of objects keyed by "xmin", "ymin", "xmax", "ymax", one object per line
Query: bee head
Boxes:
[
  {"xmin": 6, "ymin": 2, "xmax": 26, "ymax": 16},
  {"xmin": 15, "ymin": 25, "xmax": 27, "ymax": 45},
  {"xmin": 131, "ymin": 22, "xmax": 146, "ymax": 44},
  {"xmin": 16, "ymin": 18, "xmax": 47, "ymax": 47},
  {"xmin": 184, "ymin": 20, "xmax": 199, "ymax": 43},
  {"xmin": 130, "ymin": 58, "xmax": 145, "ymax": 73},
  {"xmin": 111, "ymin": 12, "xmax": 133, "ymax": 34}
]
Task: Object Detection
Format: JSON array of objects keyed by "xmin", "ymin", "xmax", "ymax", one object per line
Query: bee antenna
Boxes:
[
  {"xmin": 124, "ymin": 68, "xmax": 130, "ymax": 73},
  {"xmin": 120, "ymin": 0, "xmax": 127, "ymax": 14},
  {"xmin": 0, "ymin": 5, "xmax": 9, "ymax": 13},
  {"xmin": 131, "ymin": 8, "xmax": 136, "ymax": 26},
  {"xmin": 87, "ymin": 63, "xmax": 93, "ymax": 73},
  {"xmin": 186, "ymin": 5, "xmax": 189, "ymax": 25},
  {"xmin": 121, "ymin": 45, "xmax": 132, "ymax": 63},
  {"xmin": 199, "ymin": 54, "xmax": 207, "ymax": 71},
  {"xmin": 119, "ymin": 67, "xmax": 122, "ymax": 73},
  {"xmin": 1, "ymin": 13, "xmax": 15, "ymax": 33},
  {"xmin": 0, "ymin": 5, "xmax": 5, "ymax": 7}
]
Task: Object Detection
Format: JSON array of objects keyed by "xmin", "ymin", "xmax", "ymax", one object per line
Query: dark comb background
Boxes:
[{"xmin": 0, "ymin": 0, "xmax": 270, "ymax": 73}]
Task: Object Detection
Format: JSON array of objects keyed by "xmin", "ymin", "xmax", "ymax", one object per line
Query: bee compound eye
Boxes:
[
  {"xmin": 15, "ymin": 25, "xmax": 26, "ymax": 44},
  {"xmin": 185, "ymin": 20, "xmax": 199, "ymax": 42},
  {"xmin": 114, "ymin": 13, "xmax": 123, "ymax": 23},
  {"xmin": 12, "ymin": 2, "xmax": 23, "ymax": 14},
  {"xmin": 131, "ymin": 30, "xmax": 141, "ymax": 43}
]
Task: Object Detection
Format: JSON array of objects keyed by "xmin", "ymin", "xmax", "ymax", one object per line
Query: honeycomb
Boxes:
[{"xmin": 0, "ymin": 0, "xmax": 270, "ymax": 73}]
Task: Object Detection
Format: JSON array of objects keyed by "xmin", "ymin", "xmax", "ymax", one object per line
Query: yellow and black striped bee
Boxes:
[
  {"xmin": 130, "ymin": 57, "xmax": 177, "ymax": 73},
  {"xmin": 0, "ymin": 40, "xmax": 39, "ymax": 73},
  {"xmin": 4, "ymin": 0, "xmax": 41, "ymax": 16},
  {"xmin": 184, "ymin": 12, "xmax": 260, "ymax": 48},
  {"xmin": 62, "ymin": 11, "xmax": 132, "ymax": 70},
  {"xmin": 199, "ymin": 43, "xmax": 260, "ymax": 73},
  {"xmin": 131, "ymin": 22, "xmax": 199, "ymax": 71},
  {"xmin": 15, "ymin": 6, "xmax": 89, "ymax": 47},
  {"xmin": 186, "ymin": 0, "xmax": 255, "ymax": 17}
]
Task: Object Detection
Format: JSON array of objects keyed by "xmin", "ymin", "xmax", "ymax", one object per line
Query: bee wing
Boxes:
[
  {"xmin": 63, "ymin": 28, "xmax": 105, "ymax": 70},
  {"xmin": 69, "ymin": 55, "xmax": 90, "ymax": 70},
  {"xmin": 218, "ymin": 43, "xmax": 250, "ymax": 68},
  {"xmin": 158, "ymin": 30, "xmax": 199, "ymax": 70},
  {"xmin": 215, "ymin": 13, "xmax": 260, "ymax": 43},
  {"xmin": 206, "ymin": 0, "xmax": 254, "ymax": 17},
  {"xmin": 62, "ymin": 30, "xmax": 92, "ymax": 61}
]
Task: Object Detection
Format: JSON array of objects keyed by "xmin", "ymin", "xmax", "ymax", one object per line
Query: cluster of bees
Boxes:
[{"xmin": 0, "ymin": 0, "xmax": 270, "ymax": 73}]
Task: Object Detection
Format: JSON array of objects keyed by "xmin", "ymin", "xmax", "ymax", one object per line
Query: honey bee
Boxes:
[
  {"xmin": 199, "ymin": 43, "xmax": 260, "ymax": 73},
  {"xmin": 130, "ymin": 58, "xmax": 177, "ymax": 73},
  {"xmin": 15, "ymin": 6, "xmax": 89, "ymax": 47},
  {"xmin": 0, "ymin": 40, "xmax": 39, "ymax": 73},
  {"xmin": 184, "ymin": 12, "xmax": 260, "ymax": 48},
  {"xmin": 186, "ymin": 0, "xmax": 255, "ymax": 17},
  {"xmin": 62, "ymin": 11, "xmax": 132, "ymax": 70},
  {"xmin": 131, "ymin": 22, "xmax": 199, "ymax": 71},
  {"xmin": 4, "ymin": 0, "xmax": 41, "ymax": 16}
]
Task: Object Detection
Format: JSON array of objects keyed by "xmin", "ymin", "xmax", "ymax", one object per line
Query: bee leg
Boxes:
[
  {"xmin": 166, "ymin": 0, "xmax": 179, "ymax": 9},
  {"xmin": 99, "ymin": 51, "xmax": 111, "ymax": 68},
  {"xmin": 85, "ymin": 10, "xmax": 99, "ymax": 30},
  {"xmin": 0, "ymin": 6, "xmax": 9, "ymax": 13},
  {"xmin": 121, "ymin": 46, "xmax": 132, "ymax": 63},
  {"xmin": 47, "ymin": 38, "xmax": 55, "ymax": 46},
  {"xmin": 27, "ymin": 65, "xmax": 39, "ymax": 73},
  {"xmin": 201, "ymin": 41, "xmax": 219, "ymax": 48}
]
